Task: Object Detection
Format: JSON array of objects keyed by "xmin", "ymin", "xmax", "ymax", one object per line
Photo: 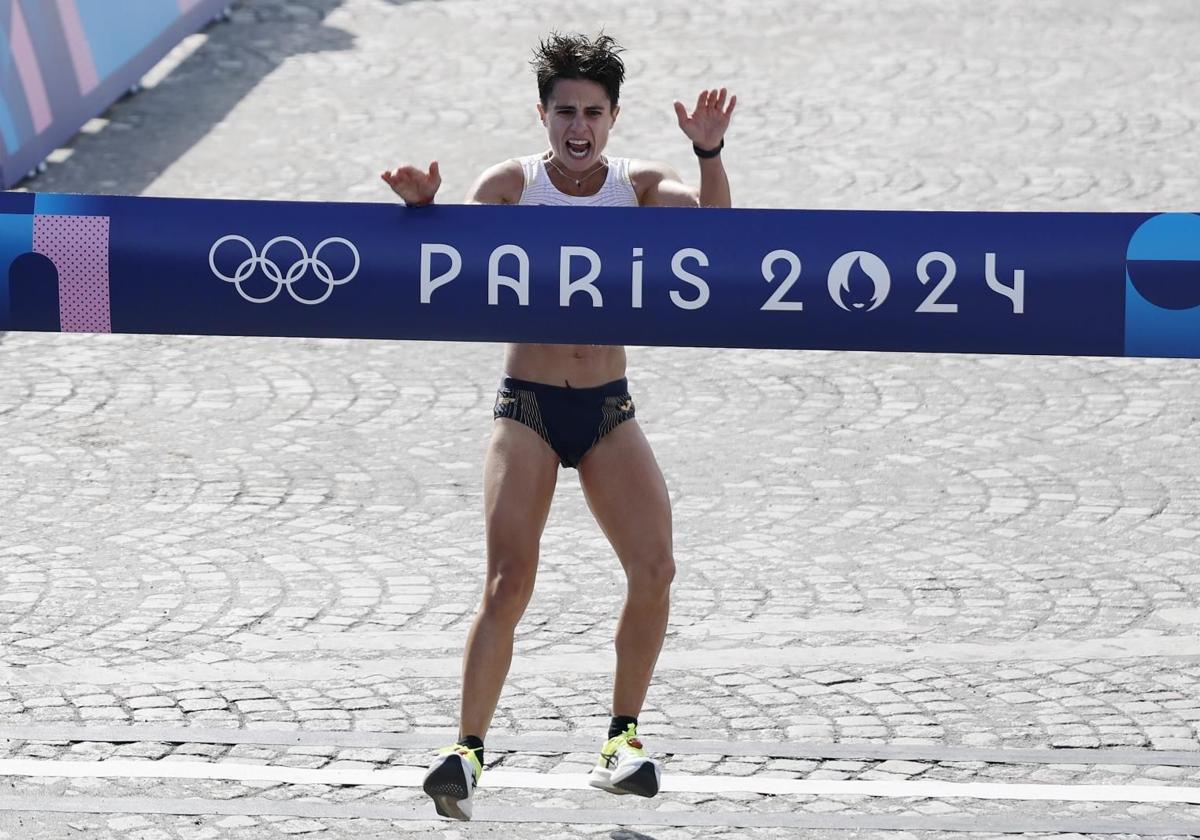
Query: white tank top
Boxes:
[{"xmin": 517, "ymin": 154, "xmax": 639, "ymax": 207}]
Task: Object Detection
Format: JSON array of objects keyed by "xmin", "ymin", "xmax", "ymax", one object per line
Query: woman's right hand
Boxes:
[{"xmin": 380, "ymin": 161, "xmax": 441, "ymax": 206}]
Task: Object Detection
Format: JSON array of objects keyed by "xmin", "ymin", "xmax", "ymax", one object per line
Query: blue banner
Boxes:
[{"xmin": 1, "ymin": 191, "xmax": 1198, "ymax": 358}]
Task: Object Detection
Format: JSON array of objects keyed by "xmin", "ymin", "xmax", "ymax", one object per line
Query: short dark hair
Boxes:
[{"xmin": 531, "ymin": 32, "xmax": 626, "ymax": 108}]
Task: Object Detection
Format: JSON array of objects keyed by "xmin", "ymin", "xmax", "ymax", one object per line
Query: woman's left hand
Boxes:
[{"xmin": 673, "ymin": 88, "xmax": 737, "ymax": 151}]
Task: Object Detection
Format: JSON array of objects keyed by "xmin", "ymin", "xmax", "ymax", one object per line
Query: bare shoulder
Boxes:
[
  {"xmin": 627, "ymin": 158, "xmax": 699, "ymax": 208},
  {"xmin": 465, "ymin": 158, "xmax": 527, "ymax": 205}
]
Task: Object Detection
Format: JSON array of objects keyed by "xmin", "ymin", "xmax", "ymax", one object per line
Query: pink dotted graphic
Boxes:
[{"xmin": 33, "ymin": 214, "xmax": 112, "ymax": 333}]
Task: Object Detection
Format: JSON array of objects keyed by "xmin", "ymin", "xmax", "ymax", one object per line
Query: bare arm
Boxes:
[
  {"xmin": 638, "ymin": 88, "xmax": 737, "ymax": 208},
  {"xmin": 463, "ymin": 160, "xmax": 525, "ymax": 205},
  {"xmin": 696, "ymin": 156, "xmax": 731, "ymax": 208},
  {"xmin": 633, "ymin": 161, "xmax": 700, "ymax": 208},
  {"xmin": 380, "ymin": 159, "xmax": 523, "ymax": 206}
]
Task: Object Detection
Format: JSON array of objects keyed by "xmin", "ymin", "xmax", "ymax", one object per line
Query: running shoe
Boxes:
[
  {"xmin": 587, "ymin": 723, "xmax": 661, "ymax": 797},
  {"xmin": 423, "ymin": 742, "xmax": 483, "ymax": 820}
]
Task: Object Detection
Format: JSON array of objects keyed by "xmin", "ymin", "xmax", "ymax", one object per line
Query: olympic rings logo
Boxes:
[{"xmin": 209, "ymin": 235, "xmax": 360, "ymax": 305}]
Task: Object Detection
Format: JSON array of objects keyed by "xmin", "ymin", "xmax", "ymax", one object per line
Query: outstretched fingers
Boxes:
[
  {"xmin": 677, "ymin": 88, "xmax": 738, "ymax": 124},
  {"xmin": 380, "ymin": 160, "xmax": 442, "ymax": 206},
  {"xmin": 702, "ymin": 88, "xmax": 737, "ymax": 122},
  {"xmin": 673, "ymin": 87, "xmax": 738, "ymax": 148},
  {"xmin": 381, "ymin": 162, "xmax": 439, "ymax": 185},
  {"xmin": 693, "ymin": 88, "xmax": 735, "ymax": 117}
]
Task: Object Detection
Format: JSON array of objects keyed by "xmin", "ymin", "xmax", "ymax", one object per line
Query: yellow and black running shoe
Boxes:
[
  {"xmin": 587, "ymin": 723, "xmax": 661, "ymax": 797},
  {"xmin": 423, "ymin": 742, "xmax": 483, "ymax": 820}
]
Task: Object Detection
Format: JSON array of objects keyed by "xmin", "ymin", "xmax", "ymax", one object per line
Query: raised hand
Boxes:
[
  {"xmin": 380, "ymin": 161, "xmax": 441, "ymax": 206},
  {"xmin": 673, "ymin": 88, "xmax": 737, "ymax": 151}
]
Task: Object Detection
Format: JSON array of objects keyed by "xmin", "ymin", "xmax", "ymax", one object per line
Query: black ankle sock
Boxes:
[
  {"xmin": 609, "ymin": 715, "xmax": 638, "ymax": 739},
  {"xmin": 459, "ymin": 734, "xmax": 484, "ymax": 766}
]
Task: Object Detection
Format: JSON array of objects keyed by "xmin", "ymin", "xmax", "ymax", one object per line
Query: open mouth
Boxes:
[{"xmin": 565, "ymin": 139, "xmax": 591, "ymax": 159}]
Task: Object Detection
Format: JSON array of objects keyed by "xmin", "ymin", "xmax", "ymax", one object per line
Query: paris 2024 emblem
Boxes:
[{"xmin": 1126, "ymin": 213, "xmax": 1200, "ymax": 357}]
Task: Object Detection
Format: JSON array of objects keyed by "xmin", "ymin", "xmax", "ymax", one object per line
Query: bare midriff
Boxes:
[{"xmin": 503, "ymin": 342, "xmax": 627, "ymax": 388}]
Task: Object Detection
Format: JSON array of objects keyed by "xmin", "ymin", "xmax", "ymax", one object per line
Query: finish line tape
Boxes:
[{"xmin": 2, "ymin": 192, "xmax": 1197, "ymax": 358}]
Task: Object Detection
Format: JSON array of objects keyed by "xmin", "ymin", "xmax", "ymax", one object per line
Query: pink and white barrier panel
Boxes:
[{"xmin": 0, "ymin": 0, "xmax": 228, "ymax": 187}]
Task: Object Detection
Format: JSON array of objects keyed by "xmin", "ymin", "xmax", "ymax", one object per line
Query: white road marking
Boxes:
[{"xmin": 2, "ymin": 758, "xmax": 1200, "ymax": 804}]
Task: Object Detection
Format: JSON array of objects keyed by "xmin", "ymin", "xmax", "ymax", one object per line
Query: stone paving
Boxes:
[{"xmin": 3, "ymin": 0, "xmax": 1200, "ymax": 838}]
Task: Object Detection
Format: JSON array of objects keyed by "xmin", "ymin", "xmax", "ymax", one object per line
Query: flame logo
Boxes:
[
  {"xmin": 1124, "ymin": 213, "xmax": 1200, "ymax": 357},
  {"xmin": 1126, "ymin": 214, "xmax": 1200, "ymax": 311},
  {"xmin": 827, "ymin": 251, "xmax": 891, "ymax": 311}
]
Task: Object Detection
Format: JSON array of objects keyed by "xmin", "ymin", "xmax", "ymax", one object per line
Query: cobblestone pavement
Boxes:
[{"xmin": 3, "ymin": 0, "xmax": 1200, "ymax": 838}]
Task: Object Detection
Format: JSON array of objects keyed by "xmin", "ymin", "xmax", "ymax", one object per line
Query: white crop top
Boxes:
[{"xmin": 517, "ymin": 154, "xmax": 639, "ymax": 207}]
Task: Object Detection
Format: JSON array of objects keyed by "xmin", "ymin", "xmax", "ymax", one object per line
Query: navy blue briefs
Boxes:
[{"xmin": 493, "ymin": 376, "xmax": 637, "ymax": 468}]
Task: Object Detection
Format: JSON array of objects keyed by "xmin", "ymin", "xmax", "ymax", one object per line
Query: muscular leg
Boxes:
[
  {"xmin": 459, "ymin": 418, "xmax": 559, "ymax": 739},
  {"xmin": 577, "ymin": 419, "xmax": 675, "ymax": 718}
]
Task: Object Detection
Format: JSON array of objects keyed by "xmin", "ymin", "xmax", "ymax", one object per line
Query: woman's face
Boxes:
[{"xmin": 538, "ymin": 78, "xmax": 619, "ymax": 171}]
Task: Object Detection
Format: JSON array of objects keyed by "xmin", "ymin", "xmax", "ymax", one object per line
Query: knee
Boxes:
[
  {"xmin": 481, "ymin": 566, "xmax": 536, "ymax": 625},
  {"xmin": 627, "ymin": 552, "xmax": 675, "ymax": 596}
]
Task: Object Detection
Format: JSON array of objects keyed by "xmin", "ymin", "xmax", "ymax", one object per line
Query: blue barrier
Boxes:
[
  {"xmin": 0, "ymin": 0, "xmax": 229, "ymax": 188},
  {"xmin": 1, "ymin": 191, "xmax": 1198, "ymax": 358}
]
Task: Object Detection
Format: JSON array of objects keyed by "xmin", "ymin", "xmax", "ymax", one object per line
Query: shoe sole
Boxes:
[
  {"xmin": 589, "ymin": 762, "xmax": 660, "ymax": 798},
  {"xmin": 587, "ymin": 768, "xmax": 631, "ymax": 796},
  {"xmin": 424, "ymin": 760, "xmax": 473, "ymax": 820},
  {"xmin": 428, "ymin": 793, "xmax": 470, "ymax": 821},
  {"xmin": 612, "ymin": 761, "xmax": 660, "ymax": 798}
]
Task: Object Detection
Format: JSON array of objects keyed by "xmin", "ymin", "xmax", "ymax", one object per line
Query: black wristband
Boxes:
[{"xmin": 693, "ymin": 139, "xmax": 724, "ymax": 159}]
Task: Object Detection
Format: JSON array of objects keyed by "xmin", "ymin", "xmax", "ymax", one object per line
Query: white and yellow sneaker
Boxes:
[
  {"xmin": 423, "ymin": 743, "xmax": 483, "ymax": 820},
  {"xmin": 587, "ymin": 723, "xmax": 661, "ymax": 797}
]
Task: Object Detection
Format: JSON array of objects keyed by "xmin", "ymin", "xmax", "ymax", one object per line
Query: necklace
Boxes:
[{"xmin": 544, "ymin": 152, "xmax": 607, "ymax": 189}]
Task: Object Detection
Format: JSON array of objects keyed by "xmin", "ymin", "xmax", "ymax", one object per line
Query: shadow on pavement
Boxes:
[
  {"xmin": 611, "ymin": 830, "xmax": 661, "ymax": 840},
  {"xmin": 19, "ymin": 0, "xmax": 362, "ymax": 197}
]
